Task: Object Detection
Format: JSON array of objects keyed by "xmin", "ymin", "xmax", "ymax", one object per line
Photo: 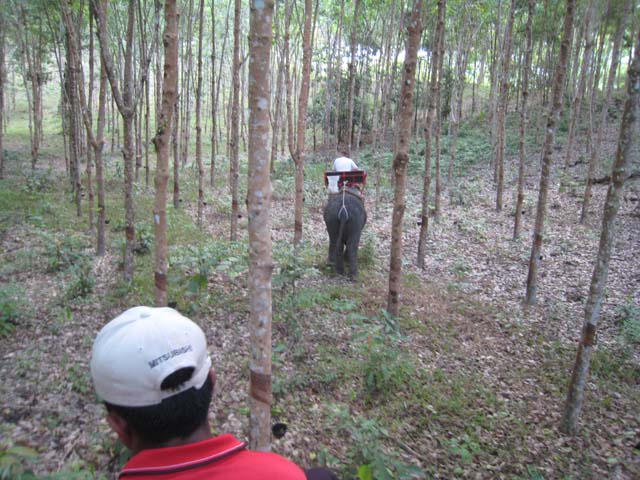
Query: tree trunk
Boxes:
[
  {"xmin": 151, "ymin": 0, "xmax": 178, "ymax": 307},
  {"xmin": 513, "ymin": 0, "xmax": 535, "ymax": 240},
  {"xmin": 562, "ymin": 0, "xmax": 596, "ymax": 170},
  {"xmin": 387, "ymin": 0, "xmax": 423, "ymax": 316},
  {"xmin": 180, "ymin": 0, "xmax": 195, "ymax": 168},
  {"xmin": 580, "ymin": 0, "xmax": 630, "ymax": 223},
  {"xmin": 524, "ymin": 0, "xmax": 575, "ymax": 305},
  {"xmin": 291, "ymin": 0, "xmax": 313, "ymax": 247},
  {"xmin": 196, "ymin": 0, "xmax": 205, "ymax": 228},
  {"xmin": 247, "ymin": 0, "xmax": 275, "ymax": 451},
  {"xmin": 230, "ymin": 0, "xmax": 241, "ymax": 241},
  {"xmin": 495, "ymin": 0, "xmax": 516, "ymax": 212},
  {"xmin": 0, "ymin": 14, "xmax": 4, "ymax": 179},
  {"xmin": 561, "ymin": 30, "xmax": 639, "ymax": 435},
  {"xmin": 345, "ymin": 0, "xmax": 361, "ymax": 154},
  {"xmin": 92, "ymin": 0, "xmax": 138, "ymax": 282},
  {"xmin": 433, "ymin": 6, "xmax": 446, "ymax": 221},
  {"xmin": 417, "ymin": 0, "xmax": 444, "ymax": 268}
]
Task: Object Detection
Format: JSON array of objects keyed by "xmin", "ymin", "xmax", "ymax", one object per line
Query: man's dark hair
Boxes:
[{"xmin": 105, "ymin": 368, "xmax": 213, "ymax": 446}]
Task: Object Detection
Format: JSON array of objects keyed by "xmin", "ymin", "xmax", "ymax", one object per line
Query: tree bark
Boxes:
[
  {"xmin": 60, "ymin": 1, "xmax": 108, "ymax": 255},
  {"xmin": 92, "ymin": 0, "xmax": 138, "ymax": 282},
  {"xmin": 417, "ymin": 0, "xmax": 444, "ymax": 269},
  {"xmin": 247, "ymin": 0, "xmax": 275, "ymax": 451},
  {"xmin": 291, "ymin": 0, "xmax": 313, "ymax": 247},
  {"xmin": 345, "ymin": 0, "xmax": 361, "ymax": 154},
  {"xmin": 524, "ymin": 0, "xmax": 575, "ymax": 305},
  {"xmin": 580, "ymin": 0, "xmax": 630, "ymax": 223},
  {"xmin": 387, "ymin": 0, "xmax": 423, "ymax": 316},
  {"xmin": 151, "ymin": 0, "xmax": 178, "ymax": 307},
  {"xmin": 230, "ymin": 0, "xmax": 241, "ymax": 241},
  {"xmin": 196, "ymin": 0, "xmax": 205, "ymax": 228},
  {"xmin": 513, "ymin": 0, "xmax": 535, "ymax": 240},
  {"xmin": 561, "ymin": 30, "xmax": 639, "ymax": 435},
  {"xmin": 0, "ymin": 14, "xmax": 4, "ymax": 179},
  {"xmin": 562, "ymin": 0, "xmax": 596, "ymax": 170},
  {"xmin": 495, "ymin": 0, "xmax": 516, "ymax": 212}
]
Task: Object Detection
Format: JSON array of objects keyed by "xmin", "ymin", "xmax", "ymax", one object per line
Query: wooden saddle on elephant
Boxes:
[{"xmin": 324, "ymin": 170, "xmax": 367, "ymax": 196}]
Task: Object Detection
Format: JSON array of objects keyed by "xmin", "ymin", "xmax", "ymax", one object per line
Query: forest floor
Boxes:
[{"xmin": 0, "ymin": 113, "xmax": 639, "ymax": 479}]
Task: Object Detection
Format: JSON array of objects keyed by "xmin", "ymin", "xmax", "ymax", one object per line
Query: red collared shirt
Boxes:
[{"xmin": 119, "ymin": 433, "xmax": 306, "ymax": 479}]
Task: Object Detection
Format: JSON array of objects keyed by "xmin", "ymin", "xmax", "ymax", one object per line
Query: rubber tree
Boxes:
[
  {"xmin": 151, "ymin": 0, "xmax": 179, "ymax": 307},
  {"xmin": 524, "ymin": 0, "xmax": 575, "ymax": 305},
  {"xmin": 290, "ymin": 0, "xmax": 313, "ymax": 247},
  {"xmin": 92, "ymin": 0, "xmax": 138, "ymax": 282},
  {"xmin": 387, "ymin": 0, "xmax": 424, "ymax": 316},
  {"xmin": 561, "ymin": 30, "xmax": 639, "ymax": 435},
  {"xmin": 229, "ymin": 0, "xmax": 241, "ymax": 241},
  {"xmin": 247, "ymin": 0, "xmax": 275, "ymax": 451},
  {"xmin": 513, "ymin": 0, "xmax": 535, "ymax": 240},
  {"xmin": 417, "ymin": 0, "xmax": 445, "ymax": 269}
]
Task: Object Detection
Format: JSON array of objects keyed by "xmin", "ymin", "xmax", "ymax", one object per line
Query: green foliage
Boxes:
[
  {"xmin": 590, "ymin": 347, "xmax": 640, "ymax": 384},
  {"xmin": 0, "ymin": 285, "xmax": 27, "ymax": 338},
  {"xmin": 357, "ymin": 232, "xmax": 375, "ymax": 269},
  {"xmin": 322, "ymin": 405, "xmax": 424, "ymax": 480},
  {"xmin": 353, "ymin": 314, "xmax": 414, "ymax": 401},
  {"xmin": 65, "ymin": 262, "xmax": 95, "ymax": 300},
  {"xmin": 0, "ymin": 444, "xmax": 38, "ymax": 480},
  {"xmin": 616, "ymin": 301, "xmax": 640, "ymax": 344},
  {"xmin": 21, "ymin": 169, "xmax": 55, "ymax": 193},
  {"xmin": 42, "ymin": 232, "xmax": 90, "ymax": 273},
  {"xmin": 448, "ymin": 434, "xmax": 482, "ymax": 467}
]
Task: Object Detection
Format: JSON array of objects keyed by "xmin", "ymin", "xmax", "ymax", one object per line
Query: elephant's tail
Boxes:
[{"xmin": 336, "ymin": 206, "xmax": 348, "ymax": 249}]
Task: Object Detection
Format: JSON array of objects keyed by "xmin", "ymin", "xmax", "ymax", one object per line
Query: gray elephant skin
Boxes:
[{"xmin": 323, "ymin": 190, "xmax": 367, "ymax": 277}]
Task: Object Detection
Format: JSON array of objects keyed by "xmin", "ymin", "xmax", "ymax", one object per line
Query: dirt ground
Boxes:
[{"xmin": 0, "ymin": 125, "xmax": 639, "ymax": 478}]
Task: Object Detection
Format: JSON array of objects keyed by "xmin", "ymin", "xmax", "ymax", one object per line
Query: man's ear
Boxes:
[{"xmin": 106, "ymin": 411, "xmax": 136, "ymax": 451}]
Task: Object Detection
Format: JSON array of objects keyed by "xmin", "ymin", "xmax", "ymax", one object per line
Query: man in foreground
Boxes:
[{"xmin": 90, "ymin": 306, "xmax": 337, "ymax": 479}]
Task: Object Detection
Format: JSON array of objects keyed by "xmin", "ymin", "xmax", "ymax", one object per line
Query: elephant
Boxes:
[{"xmin": 323, "ymin": 189, "xmax": 367, "ymax": 277}]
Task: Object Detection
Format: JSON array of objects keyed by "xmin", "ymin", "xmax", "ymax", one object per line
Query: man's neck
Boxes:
[{"xmin": 135, "ymin": 423, "xmax": 213, "ymax": 454}]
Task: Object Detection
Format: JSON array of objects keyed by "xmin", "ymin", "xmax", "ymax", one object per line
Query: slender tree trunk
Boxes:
[
  {"xmin": 173, "ymin": 97, "xmax": 180, "ymax": 208},
  {"xmin": 196, "ymin": 0, "xmax": 205, "ymax": 228},
  {"xmin": 495, "ymin": 0, "xmax": 516, "ymax": 212},
  {"xmin": 247, "ymin": 0, "xmax": 275, "ymax": 451},
  {"xmin": 152, "ymin": 0, "xmax": 178, "ymax": 307},
  {"xmin": 561, "ymin": 31, "xmax": 639, "ymax": 434},
  {"xmin": 92, "ymin": 0, "xmax": 138, "ymax": 281},
  {"xmin": 333, "ymin": 0, "xmax": 345, "ymax": 149},
  {"xmin": 291, "ymin": 0, "xmax": 313, "ymax": 247},
  {"xmin": 180, "ymin": 0, "xmax": 195, "ymax": 167},
  {"xmin": 580, "ymin": 0, "xmax": 630, "ymax": 223},
  {"xmin": 524, "ymin": 0, "xmax": 575, "ymax": 305},
  {"xmin": 417, "ymin": 0, "xmax": 444, "ymax": 268},
  {"xmin": 387, "ymin": 0, "xmax": 423, "ymax": 316},
  {"xmin": 433, "ymin": 5, "xmax": 446, "ymax": 220},
  {"xmin": 513, "ymin": 0, "xmax": 535, "ymax": 240},
  {"xmin": 345, "ymin": 0, "xmax": 361, "ymax": 154},
  {"xmin": 61, "ymin": 1, "xmax": 108, "ymax": 255},
  {"xmin": 0, "ymin": 14, "xmax": 4, "ymax": 179},
  {"xmin": 229, "ymin": 0, "xmax": 241, "ymax": 241},
  {"xmin": 562, "ymin": 0, "xmax": 596, "ymax": 170},
  {"xmin": 209, "ymin": 0, "xmax": 217, "ymax": 187}
]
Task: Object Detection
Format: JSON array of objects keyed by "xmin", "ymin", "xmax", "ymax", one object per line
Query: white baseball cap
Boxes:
[{"xmin": 90, "ymin": 306, "xmax": 212, "ymax": 407}]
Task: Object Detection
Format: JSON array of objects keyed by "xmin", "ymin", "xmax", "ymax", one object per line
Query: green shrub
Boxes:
[
  {"xmin": 616, "ymin": 301, "xmax": 640, "ymax": 344},
  {"xmin": 65, "ymin": 261, "xmax": 95, "ymax": 299},
  {"xmin": 0, "ymin": 444, "xmax": 38, "ymax": 480},
  {"xmin": 0, "ymin": 286, "xmax": 25, "ymax": 338},
  {"xmin": 320, "ymin": 405, "xmax": 424, "ymax": 480},
  {"xmin": 42, "ymin": 232, "xmax": 90, "ymax": 273},
  {"xmin": 353, "ymin": 321, "xmax": 414, "ymax": 401},
  {"xmin": 22, "ymin": 169, "xmax": 55, "ymax": 193}
]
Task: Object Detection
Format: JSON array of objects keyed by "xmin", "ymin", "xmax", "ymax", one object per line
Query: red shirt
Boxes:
[{"xmin": 119, "ymin": 433, "xmax": 306, "ymax": 479}]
